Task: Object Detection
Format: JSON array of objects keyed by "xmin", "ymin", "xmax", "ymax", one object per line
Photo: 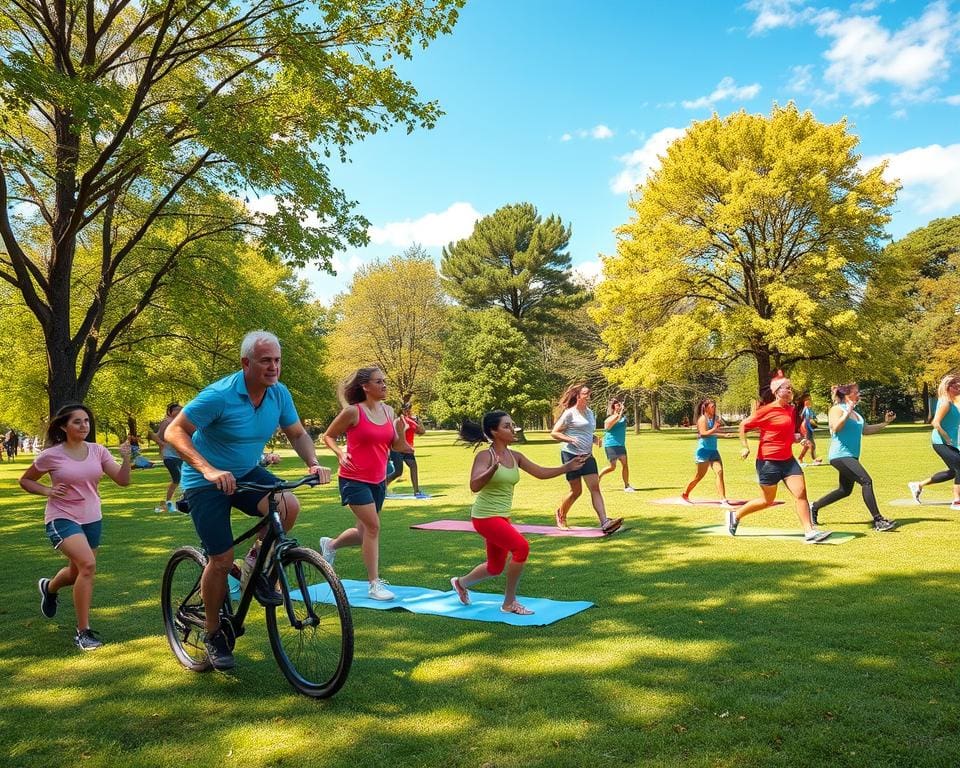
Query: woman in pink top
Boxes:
[
  {"xmin": 19, "ymin": 404, "xmax": 131, "ymax": 651},
  {"xmin": 320, "ymin": 367, "xmax": 412, "ymax": 601}
]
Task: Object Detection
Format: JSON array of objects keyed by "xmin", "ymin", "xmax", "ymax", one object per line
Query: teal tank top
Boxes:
[
  {"xmin": 603, "ymin": 416, "xmax": 627, "ymax": 447},
  {"xmin": 932, "ymin": 398, "xmax": 960, "ymax": 445},
  {"xmin": 471, "ymin": 460, "xmax": 520, "ymax": 519},
  {"xmin": 828, "ymin": 403, "xmax": 863, "ymax": 460},
  {"xmin": 697, "ymin": 417, "xmax": 718, "ymax": 452}
]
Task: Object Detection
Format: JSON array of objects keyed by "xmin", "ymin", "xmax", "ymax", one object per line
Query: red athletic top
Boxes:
[
  {"xmin": 402, "ymin": 415, "xmax": 418, "ymax": 448},
  {"xmin": 340, "ymin": 404, "xmax": 395, "ymax": 484},
  {"xmin": 742, "ymin": 403, "xmax": 797, "ymax": 461}
]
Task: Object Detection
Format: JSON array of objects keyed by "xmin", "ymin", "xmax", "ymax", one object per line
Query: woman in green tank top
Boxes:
[{"xmin": 449, "ymin": 411, "xmax": 586, "ymax": 615}]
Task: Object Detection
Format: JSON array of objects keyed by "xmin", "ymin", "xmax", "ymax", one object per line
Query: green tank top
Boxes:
[{"xmin": 471, "ymin": 460, "xmax": 520, "ymax": 519}]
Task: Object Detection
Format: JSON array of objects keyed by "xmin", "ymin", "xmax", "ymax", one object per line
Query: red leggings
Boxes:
[{"xmin": 471, "ymin": 515, "xmax": 529, "ymax": 575}]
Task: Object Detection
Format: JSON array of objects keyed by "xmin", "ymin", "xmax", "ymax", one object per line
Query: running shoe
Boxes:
[
  {"xmin": 74, "ymin": 627, "xmax": 103, "ymax": 651},
  {"xmin": 726, "ymin": 508, "xmax": 739, "ymax": 536},
  {"xmin": 203, "ymin": 626, "xmax": 235, "ymax": 669},
  {"xmin": 680, "ymin": 493, "xmax": 693, "ymax": 504},
  {"xmin": 908, "ymin": 482, "xmax": 922, "ymax": 504},
  {"xmin": 873, "ymin": 517, "xmax": 897, "ymax": 532},
  {"xmin": 950, "ymin": 502, "xmax": 960, "ymax": 512},
  {"xmin": 319, "ymin": 536, "xmax": 336, "ymax": 567},
  {"xmin": 414, "ymin": 491, "xmax": 429, "ymax": 499},
  {"xmin": 165, "ymin": 500, "xmax": 176, "ymax": 513},
  {"xmin": 624, "ymin": 485, "xmax": 636, "ymax": 493},
  {"xmin": 368, "ymin": 578, "xmax": 395, "ymax": 601},
  {"xmin": 38, "ymin": 578, "xmax": 58, "ymax": 619},
  {"xmin": 804, "ymin": 529, "xmax": 833, "ymax": 543},
  {"xmin": 450, "ymin": 577, "xmax": 470, "ymax": 605}
]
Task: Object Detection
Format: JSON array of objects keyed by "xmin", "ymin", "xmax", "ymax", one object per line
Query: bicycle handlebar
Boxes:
[{"xmin": 234, "ymin": 475, "xmax": 322, "ymax": 494}]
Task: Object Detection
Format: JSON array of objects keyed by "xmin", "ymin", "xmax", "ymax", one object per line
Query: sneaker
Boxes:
[
  {"xmin": 804, "ymin": 529, "xmax": 833, "ymax": 544},
  {"xmin": 680, "ymin": 493, "xmax": 693, "ymax": 504},
  {"xmin": 252, "ymin": 572, "xmax": 283, "ymax": 606},
  {"xmin": 319, "ymin": 536, "xmax": 336, "ymax": 566},
  {"xmin": 726, "ymin": 509, "xmax": 739, "ymax": 536},
  {"xmin": 203, "ymin": 626, "xmax": 236, "ymax": 670},
  {"xmin": 414, "ymin": 491, "xmax": 429, "ymax": 499},
  {"xmin": 368, "ymin": 578, "xmax": 395, "ymax": 601},
  {"xmin": 38, "ymin": 578, "xmax": 58, "ymax": 619},
  {"xmin": 165, "ymin": 500, "xmax": 176, "ymax": 513},
  {"xmin": 624, "ymin": 485, "xmax": 636, "ymax": 493},
  {"xmin": 810, "ymin": 503, "xmax": 819, "ymax": 526},
  {"xmin": 873, "ymin": 517, "xmax": 897, "ymax": 532},
  {"xmin": 908, "ymin": 482, "xmax": 922, "ymax": 504},
  {"xmin": 950, "ymin": 502, "xmax": 960, "ymax": 512},
  {"xmin": 450, "ymin": 576, "xmax": 470, "ymax": 605},
  {"xmin": 74, "ymin": 627, "xmax": 103, "ymax": 651}
]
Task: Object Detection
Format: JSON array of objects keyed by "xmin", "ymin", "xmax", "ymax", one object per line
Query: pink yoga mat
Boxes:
[
  {"xmin": 411, "ymin": 519, "xmax": 623, "ymax": 538},
  {"xmin": 652, "ymin": 497, "xmax": 784, "ymax": 507}
]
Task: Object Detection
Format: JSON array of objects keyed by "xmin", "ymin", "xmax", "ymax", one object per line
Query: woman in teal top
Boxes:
[
  {"xmin": 682, "ymin": 399, "xmax": 736, "ymax": 506},
  {"xmin": 809, "ymin": 382, "xmax": 897, "ymax": 531},
  {"xmin": 908, "ymin": 374, "xmax": 960, "ymax": 509},
  {"xmin": 449, "ymin": 410, "xmax": 585, "ymax": 615},
  {"xmin": 598, "ymin": 398, "xmax": 635, "ymax": 492}
]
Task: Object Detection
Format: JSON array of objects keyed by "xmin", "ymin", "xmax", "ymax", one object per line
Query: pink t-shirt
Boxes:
[{"xmin": 33, "ymin": 443, "xmax": 119, "ymax": 524}]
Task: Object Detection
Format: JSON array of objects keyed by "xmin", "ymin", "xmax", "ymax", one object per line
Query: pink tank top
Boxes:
[{"xmin": 340, "ymin": 403, "xmax": 395, "ymax": 483}]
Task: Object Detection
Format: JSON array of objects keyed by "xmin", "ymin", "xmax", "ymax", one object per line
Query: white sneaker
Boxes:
[
  {"xmin": 950, "ymin": 502, "xmax": 960, "ymax": 512},
  {"xmin": 624, "ymin": 485, "xmax": 636, "ymax": 493},
  {"xmin": 804, "ymin": 529, "xmax": 833, "ymax": 544},
  {"xmin": 368, "ymin": 578, "xmax": 395, "ymax": 601},
  {"xmin": 908, "ymin": 482, "xmax": 922, "ymax": 504},
  {"xmin": 319, "ymin": 536, "xmax": 336, "ymax": 566},
  {"xmin": 165, "ymin": 500, "xmax": 176, "ymax": 513}
]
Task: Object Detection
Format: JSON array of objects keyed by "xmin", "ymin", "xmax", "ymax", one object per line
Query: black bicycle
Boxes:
[{"xmin": 160, "ymin": 476, "xmax": 353, "ymax": 698}]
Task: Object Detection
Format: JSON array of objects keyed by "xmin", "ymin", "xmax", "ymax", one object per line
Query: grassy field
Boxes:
[{"xmin": 3, "ymin": 425, "xmax": 959, "ymax": 767}]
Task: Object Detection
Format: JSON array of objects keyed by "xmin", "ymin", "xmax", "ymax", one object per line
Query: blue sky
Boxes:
[{"xmin": 295, "ymin": 0, "xmax": 960, "ymax": 303}]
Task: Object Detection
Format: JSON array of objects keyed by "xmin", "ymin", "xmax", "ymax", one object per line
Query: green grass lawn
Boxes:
[{"xmin": 3, "ymin": 426, "xmax": 959, "ymax": 767}]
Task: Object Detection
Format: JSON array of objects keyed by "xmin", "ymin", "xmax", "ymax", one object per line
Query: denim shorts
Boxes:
[
  {"xmin": 339, "ymin": 477, "xmax": 386, "ymax": 512},
  {"xmin": 183, "ymin": 465, "xmax": 279, "ymax": 556},
  {"xmin": 756, "ymin": 458, "xmax": 803, "ymax": 486},
  {"xmin": 561, "ymin": 450, "xmax": 599, "ymax": 481},
  {"xmin": 163, "ymin": 456, "xmax": 183, "ymax": 483},
  {"xmin": 604, "ymin": 445, "xmax": 627, "ymax": 461},
  {"xmin": 46, "ymin": 518, "xmax": 102, "ymax": 550}
]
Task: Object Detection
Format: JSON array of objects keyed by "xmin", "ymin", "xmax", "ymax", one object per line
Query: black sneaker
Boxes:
[
  {"xmin": 203, "ymin": 626, "xmax": 236, "ymax": 670},
  {"xmin": 74, "ymin": 627, "xmax": 103, "ymax": 651},
  {"xmin": 873, "ymin": 517, "xmax": 897, "ymax": 532},
  {"xmin": 252, "ymin": 572, "xmax": 283, "ymax": 606},
  {"xmin": 38, "ymin": 578, "xmax": 58, "ymax": 619}
]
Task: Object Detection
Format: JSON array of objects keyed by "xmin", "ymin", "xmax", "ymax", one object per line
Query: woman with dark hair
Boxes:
[
  {"xmin": 598, "ymin": 397, "xmax": 635, "ymax": 492},
  {"xmin": 730, "ymin": 372, "xmax": 832, "ymax": 543},
  {"xmin": 796, "ymin": 393, "xmax": 822, "ymax": 465},
  {"xmin": 450, "ymin": 411, "xmax": 587, "ymax": 615},
  {"xmin": 809, "ymin": 383, "xmax": 897, "ymax": 531},
  {"xmin": 319, "ymin": 367, "xmax": 412, "ymax": 601},
  {"xmin": 19, "ymin": 404, "xmax": 131, "ymax": 650},
  {"xmin": 549, "ymin": 383, "xmax": 623, "ymax": 534},
  {"xmin": 908, "ymin": 374, "xmax": 960, "ymax": 509},
  {"xmin": 385, "ymin": 401, "xmax": 427, "ymax": 498},
  {"xmin": 682, "ymin": 398, "xmax": 735, "ymax": 506}
]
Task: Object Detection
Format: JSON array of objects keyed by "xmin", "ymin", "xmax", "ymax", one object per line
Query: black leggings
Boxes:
[
  {"xmin": 928, "ymin": 443, "xmax": 960, "ymax": 485},
  {"xmin": 812, "ymin": 457, "xmax": 881, "ymax": 521}
]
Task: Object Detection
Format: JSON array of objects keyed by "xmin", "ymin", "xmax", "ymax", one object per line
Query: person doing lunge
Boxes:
[
  {"xmin": 682, "ymin": 398, "xmax": 737, "ymax": 507},
  {"xmin": 809, "ymin": 383, "xmax": 897, "ymax": 531},
  {"xmin": 598, "ymin": 397, "xmax": 635, "ymax": 492},
  {"xmin": 449, "ymin": 411, "xmax": 587, "ymax": 615},
  {"xmin": 908, "ymin": 374, "xmax": 960, "ymax": 510}
]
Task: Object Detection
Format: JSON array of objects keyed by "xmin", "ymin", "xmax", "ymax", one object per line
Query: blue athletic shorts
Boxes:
[
  {"xmin": 338, "ymin": 477, "xmax": 386, "ymax": 512},
  {"xmin": 694, "ymin": 448, "xmax": 722, "ymax": 464},
  {"xmin": 46, "ymin": 518, "xmax": 103, "ymax": 550},
  {"xmin": 756, "ymin": 458, "xmax": 803, "ymax": 486},
  {"xmin": 604, "ymin": 445, "xmax": 627, "ymax": 461}
]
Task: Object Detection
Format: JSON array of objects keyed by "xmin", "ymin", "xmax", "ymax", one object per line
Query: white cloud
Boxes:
[
  {"xmin": 591, "ymin": 124, "xmax": 614, "ymax": 139},
  {"xmin": 561, "ymin": 124, "xmax": 615, "ymax": 141},
  {"xmin": 681, "ymin": 77, "xmax": 762, "ymax": 109},
  {"xmin": 560, "ymin": 132, "xmax": 573, "ymax": 142},
  {"xmin": 572, "ymin": 259, "xmax": 603, "ymax": 287},
  {"xmin": 787, "ymin": 64, "xmax": 814, "ymax": 92},
  {"xmin": 943, "ymin": 94, "xmax": 960, "ymax": 105},
  {"xmin": 862, "ymin": 143, "xmax": 960, "ymax": 212},
  {"xmin": 610, "ymin": 126, "xmax": 687, "ymax": 195},
  {"xmin": 746, "ymin": 0, "xmax": 814, "ymax": 33},
  {"xmin": 367, "ymin": 202, "xmax": 481, "ymax": 248}
]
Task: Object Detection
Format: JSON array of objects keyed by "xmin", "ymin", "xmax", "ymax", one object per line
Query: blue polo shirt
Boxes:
[{"xmin": 180, "ymin": 371, "xmax": 300, "ymax": 490}]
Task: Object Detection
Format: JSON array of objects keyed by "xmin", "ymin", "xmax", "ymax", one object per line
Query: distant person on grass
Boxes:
[
  {"xmin": 385, "ymin": 401, "xmax": 427, "ymax": 498},
  {"xmin": 598, "ymin": 397, "xmax": 635, "ymax": 492},
  {"xmin": 149, "ymin": 402, "xmax": 183, "ymax": 513},
  {"xmin": 682, "ymin": 398, "xmax": 736, "ymax": 507},
  {"xmin": 165, "ymin": 330, "xmax": 330, "ymax": 671},
  {"xmin": 809, "ymin": 382, "xmax": 897, "ymax": 531},
  {"xmin": 450, "ymin": 411, "xmax": 588, "ymax": 615},
  {"xmin": 908, "ymin": 374, "xmax": 960, "ymax": 509},
  {"xmin": 20, "ymin": 404, "xmax": 131, "ymax": 651},
  {"xmin": 796, "ymin": 393, "xmax": 822, "ymax": 465},
  {"xmin": 732, "ymin": 371, "xmax": 832, "ymax": 544},
  {"xmin": 550, "ymin": 383, "xmax": 623, "ymax": 535}
]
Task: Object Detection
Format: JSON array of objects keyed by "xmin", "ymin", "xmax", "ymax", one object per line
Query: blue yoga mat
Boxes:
[{"xmin": 292, "ymin": 580, "xmax": 593, "ymax": 627}]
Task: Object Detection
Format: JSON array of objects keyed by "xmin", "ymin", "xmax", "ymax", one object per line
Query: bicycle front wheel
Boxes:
[
  {"xmin": 266, "ymin": 547, "xmax": 353, "ymax": 698},
  {"xmin": 161, "ymin": 546, "xmax": 211, "ymax": 672}
]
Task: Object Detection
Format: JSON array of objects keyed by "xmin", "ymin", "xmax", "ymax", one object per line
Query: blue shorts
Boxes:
[
  {"xmin": 604, "ymin": 445, "xmax": 627, "ymax": 461},
  {"xmin": 389, "ymin": 450, "xmax": 417, "ymax": 469},
  {"xmin": 46, "ymin": 518, "xmax": 102, "ymax": 550},
  {"xmin": 339, "ymin": 477, "xmax": 386, "ymax": 512},
  {"xmin": 163, "ymin": 456, "xmax": 183, "ymax": 483},
  {"xmin": 694, "ymin": 448, "xmax": 722, "ymax": 464},
  {"xmin": 561, "ymin": 450, "xmax": 599, "ymax": 481},
  {"xmin": 756, "ymin": 458, "xmax": 803, "ymax": 486},
  {"xmin": 183, "ymin": 465, "xmax": 279, "ymax": 556}
]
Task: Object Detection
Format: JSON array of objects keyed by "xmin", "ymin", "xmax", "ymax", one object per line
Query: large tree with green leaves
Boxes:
[
  {"xmin": 594, "ymin": 104, "xmax": 900, "ymax": 392},
  {"xmin": 440, "ymin": 203, "xmax": 588, "ymax": 337},
  {"xmin": 0, "ymin": 0, "xmax": 463, "ymax": 415}
]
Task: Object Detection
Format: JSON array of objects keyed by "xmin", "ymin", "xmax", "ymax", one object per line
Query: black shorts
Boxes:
[
  {"xmin": 338, "ymin": 477, "xmax": 386, "ymax": 512},
  {"xmin": 389, "ymin": 450, "xmax": 417, "ymax": 468},
  {"xmin": 163, "ymin": 456, "xmax": 183, "ymax": 483},
  {"xmin": 756, "ymin": 458, "xmax": 803, "ymax": 486},
  {"xmin": 562, "ymin": 450, "xmax": 599, "ymax": 481}
]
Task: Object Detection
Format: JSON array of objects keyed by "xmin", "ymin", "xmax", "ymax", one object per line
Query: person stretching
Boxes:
[
  {"xmin": 450, "ymin": 411, "xmax": 587, "ymax": 615},
  {"xmin": 908, "ymin": 374, "xmax": 960, "ymax": 510},
  {"xmin": 796, "ymin": 394, "xmax": 822, "ymax": 465},
  {"xmin": 809, "ymin": 383, "xmax": 897, "ymax": 531},
  {"xmin": 682, "ymin": 398, "xmax": 736, "ymax": 507},
  {"xmin": 598, "ymin": 397, "xmax": 635, "ymax": 492}
]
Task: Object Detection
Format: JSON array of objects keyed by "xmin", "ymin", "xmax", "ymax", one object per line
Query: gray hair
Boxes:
[{"xmin": 240, "ymin": 330, "xmax": 281, "ymax": 359}]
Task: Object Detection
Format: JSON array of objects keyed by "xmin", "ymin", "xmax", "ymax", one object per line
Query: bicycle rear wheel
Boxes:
[
  {"xmin": 161, "ymin": 546, "xmax": 211, "ymax": 672},
  {"xmin": 266, "ymin": 547, "xmax": 353, "ymax": 698}
]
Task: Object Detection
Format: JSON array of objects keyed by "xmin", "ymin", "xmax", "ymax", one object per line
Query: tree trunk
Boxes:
[
  {"xmin": 755, "ymin": 348, "xmax": 772, "ymax": 394},
  {"xmin": 922, "ymin": 381, "xmax": 930, "ymax": 422},
  {"xmin": 650, "ymin": 390, "xmax": 661, "ymax": 430},
  {"xmin": 633, "ymin": 398, "xmax": 640, "ymax": 433}
]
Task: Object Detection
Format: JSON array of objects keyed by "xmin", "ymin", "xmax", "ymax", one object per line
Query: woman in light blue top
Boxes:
[
  {"xmin": 682, "ymin": 399, "xmax": 736, "ymax": 506},
  {"xmin": 809, "ymin": 383, "xmax": 897, "ymax": 531},
  {"xmin": 550, "ymin": 383, "xmax": 623, "ymax": 534},
  {"xmin": 598, "ymin": 397, "xmax": 635, "ymax": 492},
  {"xmin": 908, "ymin": 373, "xmax": 960, "ymax": 509}
]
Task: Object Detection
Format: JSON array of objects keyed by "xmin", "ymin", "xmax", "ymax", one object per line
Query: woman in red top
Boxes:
[
  {"xmin": 320, "ymin": 367, "xmax": 412, "ymax": 601},
  {"xmin": 731, "ymin": 372, "xmax": 832, "ymax": 543}
]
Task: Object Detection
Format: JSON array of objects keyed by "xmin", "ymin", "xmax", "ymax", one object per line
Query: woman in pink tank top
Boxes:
[{"xmin": 320, "ymin": 367, "xmax": 412, "ymax": 601}]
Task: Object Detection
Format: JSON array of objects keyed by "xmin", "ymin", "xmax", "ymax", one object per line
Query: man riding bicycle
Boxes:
[{"xmin": 166, "ymin": 330, "xmax": 331, "ymax": 670}]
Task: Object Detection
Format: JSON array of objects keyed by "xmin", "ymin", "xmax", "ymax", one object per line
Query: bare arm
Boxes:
[
  {"xmin": 102, "ymin": 442, "xmax": 132, "ymax": 486},
  {"xmin": 931, "ymin": 400, "xmax": 955, "ymax": 446},
  {"xmin": 863, "ymin": 411, "xmax": 896, "ymax": 436},
  {"xmin": 828, "ymin": 404, "xmax": 850, "ymax": 434},
  {"xmin": 282, "ymin": 421, "xmax": 331, "ymax": 483},
  {"xmin": 166, "ymin": 411, "xmax": 238, "ymax": 493},
  {"xmin": 19, "ymin": 463, "xmax": 65, "ymax": 498},
  {"xmin": 469, "ymin": 448, "xmax": 500, "ymax": 493},
  {"xmin": 514, "ymin": 450, "xmax": 586, "ymax": 480},
  {"xmin": 387, "ymin": 405, "xmax": 413, "ymax": 453},
  {"xmin": 550, "ymin": 414, "xmax": 576, "ymax": 446},
  {"xmin": 322, "ymin": 406, "xmax": 360, "ymax": 471}
]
